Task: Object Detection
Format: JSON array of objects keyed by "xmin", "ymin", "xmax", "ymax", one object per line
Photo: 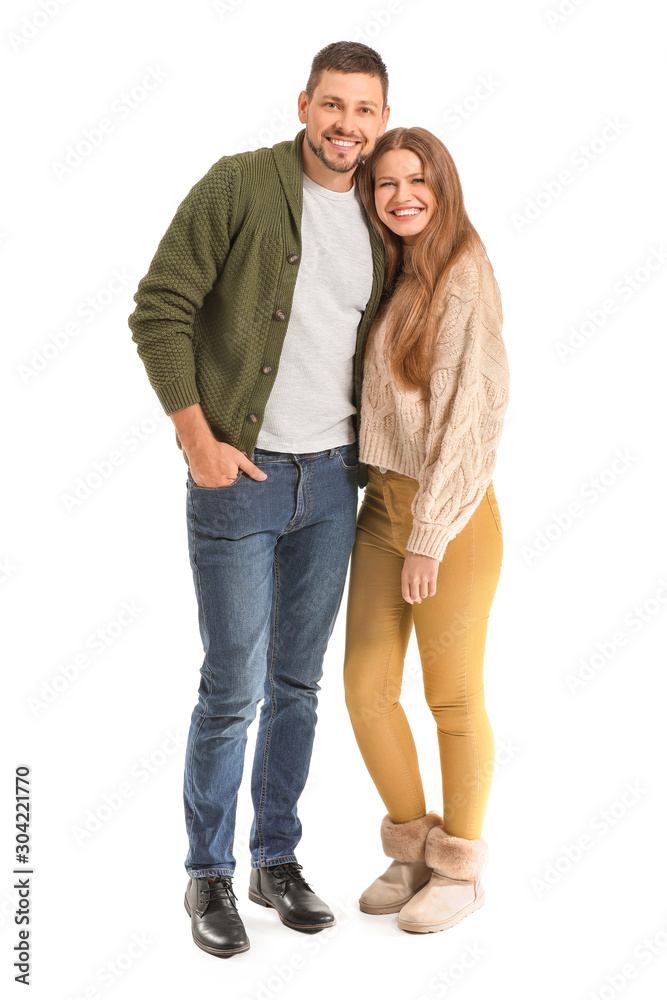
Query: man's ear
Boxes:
[
  {"xmin": 378, "ymin": 104, "xmax": 391, "ymax": 138},
  {"xmin": 297, "ymin": 90, "xmax": 309, "ymax": 125}
]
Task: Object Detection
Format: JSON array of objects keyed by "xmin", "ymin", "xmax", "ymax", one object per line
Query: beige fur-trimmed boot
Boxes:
[
  {"xmin": 396, "ymin": 826, "xmax": 488, "ymax": 933},
  {"xmin": 359, "ymin": 812, "xmax": 442, "ymax": 915}
]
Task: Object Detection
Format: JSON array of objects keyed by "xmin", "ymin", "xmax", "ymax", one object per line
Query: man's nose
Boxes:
[{"xmin": 334, "ymin": 111, "xmax": 358, "ymax": 137}]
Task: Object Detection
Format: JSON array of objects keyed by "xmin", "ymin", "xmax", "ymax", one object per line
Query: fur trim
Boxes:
[
  {"xmin": 380, "ymin": 812, "xmax": 443, "ymax": 862},
  {"xmin": 424, "ymin": 826, "xmax": 489, "ymax": 881}
]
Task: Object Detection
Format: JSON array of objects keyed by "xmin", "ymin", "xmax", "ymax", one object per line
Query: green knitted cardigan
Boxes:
[{"xmin": 128, "ymin": 128, "xmax": 385, "ymax": 488}]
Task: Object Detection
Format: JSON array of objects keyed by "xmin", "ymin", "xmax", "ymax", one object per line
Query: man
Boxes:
[{"xmin": 128, "ymin": 40, "xmax": 390, "ymax": 958}]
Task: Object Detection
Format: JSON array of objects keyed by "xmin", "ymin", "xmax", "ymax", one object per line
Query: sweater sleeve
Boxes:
[
  {"xmin": 406, "ymin": 255, "xmax": 509, "ymax": 561},
  {"xmin": 127, "ymin": 157, "xmax": 240, "ymax": 415}
]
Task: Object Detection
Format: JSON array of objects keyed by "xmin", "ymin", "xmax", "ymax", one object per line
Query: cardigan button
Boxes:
[
  {"xmin": 274, "ymin": 309, "xmax": 287, "ymax": 321},
  {"xmin": 261, "ymin": 363, "xmax": 274, "ymax": 374},
  {"xmin": 379, "ymin": 466, "xmax": 387, "ymax": 474},
  {"xmin": 247, "ymin": 412, "xmax": 258, "ymax": 423},
  {"xmin": 287, "ymin": 253, "xmax": 299, "ymax": 264}
]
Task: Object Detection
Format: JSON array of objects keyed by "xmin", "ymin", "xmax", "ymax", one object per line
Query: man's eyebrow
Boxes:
[{"xmin": 320, "ymin": 94, "xmax": 380, "ymax": 109}]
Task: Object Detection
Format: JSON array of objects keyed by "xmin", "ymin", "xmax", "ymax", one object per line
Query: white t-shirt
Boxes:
[{"xmin": 255, "ymin": 170, "xmax": 374, "ymax": 452}]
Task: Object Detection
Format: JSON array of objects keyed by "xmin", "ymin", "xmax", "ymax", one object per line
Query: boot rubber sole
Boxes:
[
  {"xmin": 397, "ymin": 892, "xmax": 485, "ymax": 933},
  {"xmin": 184, "ymin": 893, "xmax": 250, "ymax": 956},
  {"xmin": 248, "ymin": 888, "xmax": 336, "ymax": 933}
]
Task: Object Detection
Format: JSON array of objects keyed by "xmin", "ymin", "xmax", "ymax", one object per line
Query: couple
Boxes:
[{"xmin": 128, "ymin": 39, "xmax": 509, "ymax": 958}]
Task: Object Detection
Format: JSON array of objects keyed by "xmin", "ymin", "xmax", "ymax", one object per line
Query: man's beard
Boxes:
[{"xmin": 305, "ymin": 126, "xmax": 366, "ymax": 174}]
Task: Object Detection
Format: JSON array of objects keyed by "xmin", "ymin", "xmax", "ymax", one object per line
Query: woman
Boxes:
[{"xmin": 343, "ymin": 127, "xmax": 509, "ymax": 934}]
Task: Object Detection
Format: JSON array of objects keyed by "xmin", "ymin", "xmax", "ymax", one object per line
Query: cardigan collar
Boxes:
[
  {"xmin": 272, "ymin": 128, "xmax": 306, "ymax": 228},
  {"xmin": 271, "ymin": 128, "xmax": 385, "ymax": 281}
]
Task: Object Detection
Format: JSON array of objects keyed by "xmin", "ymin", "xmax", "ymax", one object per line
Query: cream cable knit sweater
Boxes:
[{"xmin": 358, "ymin": 246, "xmax": 510, "ymax": 562}]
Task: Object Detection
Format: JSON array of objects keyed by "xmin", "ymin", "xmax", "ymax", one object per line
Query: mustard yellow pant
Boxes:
[{"xmin": 343, "ymin": 466, "xmax": 503, "ymax": 840}]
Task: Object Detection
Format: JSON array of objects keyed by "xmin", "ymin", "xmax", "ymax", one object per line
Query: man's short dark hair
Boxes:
[{"xmin": 306, "ymin": 41, "xmax": 389, "ymax": 110}]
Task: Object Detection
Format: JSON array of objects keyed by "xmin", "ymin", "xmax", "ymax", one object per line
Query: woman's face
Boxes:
[{"xmin": 373, "ymin": 148, "xmax": 434, "ymax": 245}]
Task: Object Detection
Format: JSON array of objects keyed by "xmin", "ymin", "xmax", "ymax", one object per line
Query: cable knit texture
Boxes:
[{"xmin": 359, "ymin": 246, "xmax": 509, "ymax": 561}]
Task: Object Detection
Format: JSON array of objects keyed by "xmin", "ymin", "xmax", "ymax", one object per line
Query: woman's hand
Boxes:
[{"xmin": 401, "ymin": 551, "xmax": 439, "ymax": 604}]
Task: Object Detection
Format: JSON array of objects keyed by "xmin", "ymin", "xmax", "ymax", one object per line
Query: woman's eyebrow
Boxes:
[{"xmin": 376, "ymin": 171, "xmax": 424, "ymax": 180}]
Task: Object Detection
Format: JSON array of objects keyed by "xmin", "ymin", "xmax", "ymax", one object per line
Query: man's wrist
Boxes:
[{"xmin": 170, "ymin": 403, "xmax": 216, "ymax": 455}]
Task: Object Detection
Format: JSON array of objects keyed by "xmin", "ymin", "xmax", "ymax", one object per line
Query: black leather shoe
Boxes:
[
  {"xmin": 184, "ymin": 876, "xmax": 250, "ymax": 957},
  {"xmin": 248, "ymin": 863, "xmax": 336, "ymax": 933}
]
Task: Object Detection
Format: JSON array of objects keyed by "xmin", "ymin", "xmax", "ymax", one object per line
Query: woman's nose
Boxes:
[{"xmin": 393, "ymin": 182, "xmax": 413, "ymax": 202}]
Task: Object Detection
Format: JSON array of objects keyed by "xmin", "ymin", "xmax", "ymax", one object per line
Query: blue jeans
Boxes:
[{"xmin": 183, "ymin": 442, "xmax": 359, "ymax": 877}]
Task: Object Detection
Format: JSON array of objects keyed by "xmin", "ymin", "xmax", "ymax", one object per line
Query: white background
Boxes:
[{"xmin": 3, "ymin": 1, "xmax": 667, "ymax": 998}]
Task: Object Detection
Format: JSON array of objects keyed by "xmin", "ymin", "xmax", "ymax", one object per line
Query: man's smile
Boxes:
[{"xmin": 325, "ymin": 134, "xmax": 362, "ymax": 150}]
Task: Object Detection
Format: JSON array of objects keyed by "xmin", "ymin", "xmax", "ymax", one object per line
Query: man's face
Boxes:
[{"xmin": 298, "ymin": 70, "xmax": 390, "ymax": 175}]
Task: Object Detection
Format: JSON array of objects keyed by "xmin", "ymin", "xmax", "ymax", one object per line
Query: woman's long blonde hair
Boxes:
[{"xmin": 357, "ymin": 127, "xmax": 487, "ymax": 392}]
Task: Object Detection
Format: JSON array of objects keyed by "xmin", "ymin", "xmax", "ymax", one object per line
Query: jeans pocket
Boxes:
[
  {"xmin": 485, "ymin": 480, "xmax": 502, "ymax": 533},
  {"xmin": 335, "ymin": 445, "xmax": 359, "ymax": 471},
  {"xmin": 188, "ymin": 468, "xmax": 243, "ymax": 490},
  {"xmin": 383, "ymin": 475, "xmax": 417, "ymax": 542}
]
